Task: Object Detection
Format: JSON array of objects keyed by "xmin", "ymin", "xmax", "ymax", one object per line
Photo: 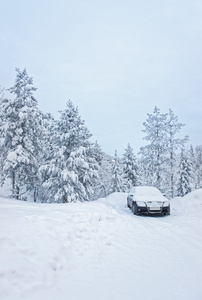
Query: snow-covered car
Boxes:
[{"xmin": 127, "ymin": 186, "xmax": 170, "ymax": 216}]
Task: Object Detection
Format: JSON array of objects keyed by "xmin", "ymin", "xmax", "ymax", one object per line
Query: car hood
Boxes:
[{"xmin": 134, "ymin": 195, "xmax": 166, "ymax": 203}]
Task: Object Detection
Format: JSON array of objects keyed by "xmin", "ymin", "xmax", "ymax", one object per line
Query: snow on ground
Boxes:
[{"xmin": 0, "ymin": 190, "xmax": 202, "ymax": 300}]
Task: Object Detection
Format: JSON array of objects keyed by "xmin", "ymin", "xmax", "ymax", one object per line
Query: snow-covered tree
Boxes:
[
  {"xmin": 165, "ymin": 108, "xmax": 189, "ymax": 198},
  {"xmin": 0, "ymin": 68, "xmax": 43, "ymax": 199},
  {"xmin": 110, "ymin": 150, "xmax": 126, "ymax": 193},
  {"xmin": 93, "ymin": 152, "xmax": 113, "ymax": 198},
  {"xmin": 138, "ymin": 156, "xmax": 151, "ymax": 187},
  {"xmin": 195, "ymin": 145, "xmax": 202, "ymax": 189},
  {"xmin": 57, "ymin": 99, "xmax": 92, "ymax": 152},
  {"xmin": 188, "ymin": 145, "xmax": 197, "ymax": 190},
  {"xmin": 35, "ymin": 112, "xmax": 56, "ymax": 202},
  {"xmin": 41, "ymin": 100, "xmax": 98, "ymax": 202},
  {"xmin": 139, "ymin": 107, "xmax": 189, "ymax": 197},
  {"xmin": 177, "ymin": 148, "xmax": 192, "ymax": 197},
  {"xmin": 0, "ymin": 86, "xmax": 4, "ymax": 183},
  {"xmin": 75, "ymin": 145, "xmax": 99, "ymax": 201},
  {"xmin": 90, "ymin": 141, "xmax": 103, "ymax": 166},
  {"xmin": 85, "ymin": 141, "xmax": 105, "ymax": 200},
  {"xmin": 122, "ymin": 143, "xmax": 138, "ymax": 191},
  {"xmin": 139, "ymin": 106, "xmax": 167, "ymax": 190}
]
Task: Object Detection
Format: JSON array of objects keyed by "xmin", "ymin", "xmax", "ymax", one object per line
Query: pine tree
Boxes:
[
  {"xmin": 177, "ymin": 148, "xmax": 192, "ymax": 197},
  {"xmin": 110, "ymin": 150, "xmax": 126, "ymax": 193},
  {"xmin": 189, "ymin": 145, "xmax": 197, "ymax": 190},
  {"xmin": 0, "ymin": 68, "xmax": 43, "ymax": 199},
  {"xmin": 0, "ymin": 87, "xmax": 4, "ymax": 184},
  {"xmin": 86, "ymin": 141, "xmax": 105, "ymax": 200},
  {"xmin": 70, "ymin": 145, "xmax": 99, "ymax": 201},
  {"xmin": 195, "ymin": 145, "xmax": 202, "ymax": 189},
  {"xmin": 40, "ymin": 100, "xmax": 98, "ymax": 202},
  {"xmin": 91, "ymin": 141, "xmax": 103, "ymax": 166},
  {"xmin": 57, "ymin": 99, "xmax": 92, "ymax": 152},
  {"xmin": 122, "ymin": 143, "xmax": 138, "ymax": 191},
  {"xmin": 95, "ymin": 152, "xmax": 113, "ymax": 198},
  {"xmin": 36, "ymin": 112, "xmax": 56, "ymax": 202}
]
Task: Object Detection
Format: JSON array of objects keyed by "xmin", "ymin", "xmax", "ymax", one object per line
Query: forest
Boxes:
[{"xmin": 0, "ymin": 68, "xmax": 201, "ymax": 202}]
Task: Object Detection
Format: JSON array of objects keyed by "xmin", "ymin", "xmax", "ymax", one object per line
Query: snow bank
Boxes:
[
  {"xmin": 97, "ymin": 192, "xmax": 127, "ymax": 207},
  {"xmin": 0, "ymin": 189, "xmax": 202, "ymax": 300},
  {"xmin": 171, "ymin": 188, "xmax": 202, "ymax": 215}
]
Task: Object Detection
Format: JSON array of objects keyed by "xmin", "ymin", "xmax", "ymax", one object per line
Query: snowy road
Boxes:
[{"xmin": 0, "ymin": 190, "xmax": 202, "ymax": 300}]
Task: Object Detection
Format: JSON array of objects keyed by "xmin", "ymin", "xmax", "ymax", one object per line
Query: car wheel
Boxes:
[
  {"xmin": 127, "ymin": 199, "xmax": 130, "ymax": 208},
  {"xmin": 132, "ymin": 202, "xmax": 138, "ymax": 215}
]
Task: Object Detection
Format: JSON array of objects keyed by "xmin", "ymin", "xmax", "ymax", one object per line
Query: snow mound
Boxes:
[
  {"xmin": 183, "ymin": 188, "xmax": 202, "ymax": 202},
  {"xmin": 171, "ymin": 188, "xmax": 202, "ymax": 214},
  {"xmin": 97, "ymin": 192, "xmax": 127, "ymax": 208}
]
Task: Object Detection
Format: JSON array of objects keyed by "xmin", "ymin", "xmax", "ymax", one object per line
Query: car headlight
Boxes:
[
  {"xmin": 163, "ymin": 201, "xmax": 169, "ymax": 207},
  {"xmin": 136, "ymin": 201, "xmax": 146, "ymax": 207}
]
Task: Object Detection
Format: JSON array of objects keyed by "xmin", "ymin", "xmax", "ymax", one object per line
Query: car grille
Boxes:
[{"xmin": 149, "ymin": 207, "xmax": 161, "ymax": 212}]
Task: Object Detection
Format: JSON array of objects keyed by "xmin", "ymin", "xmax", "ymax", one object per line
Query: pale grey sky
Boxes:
[{"xmin": 0, "ymin": 0, "xmax": 202, "ymax": 155}]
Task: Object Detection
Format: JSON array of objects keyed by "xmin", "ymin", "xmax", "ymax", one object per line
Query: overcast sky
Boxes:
[{"xmin": 0, "ymin": 0, "xmax": 202, "ymax": 156}]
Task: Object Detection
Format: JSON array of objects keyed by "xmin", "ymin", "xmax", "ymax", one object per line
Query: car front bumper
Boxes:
[{"xmin": 136, "ymin": 205, "xmax": 170, "ymax": 215}]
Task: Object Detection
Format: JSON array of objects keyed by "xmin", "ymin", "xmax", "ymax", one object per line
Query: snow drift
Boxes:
[{"xmin": 0, "ymin": 190, "xmax": 202, "ymax": 300}]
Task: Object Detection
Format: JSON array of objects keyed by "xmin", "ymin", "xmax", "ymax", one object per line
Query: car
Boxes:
[{"xmin": 127, "ymin": 186, "xmax": 170, "ymax": 216}]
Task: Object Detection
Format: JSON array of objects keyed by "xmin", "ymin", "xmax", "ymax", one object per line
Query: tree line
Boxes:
[{"xmin": 0, "ymin": 69, "xmax": 201, "ymax": 202}]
